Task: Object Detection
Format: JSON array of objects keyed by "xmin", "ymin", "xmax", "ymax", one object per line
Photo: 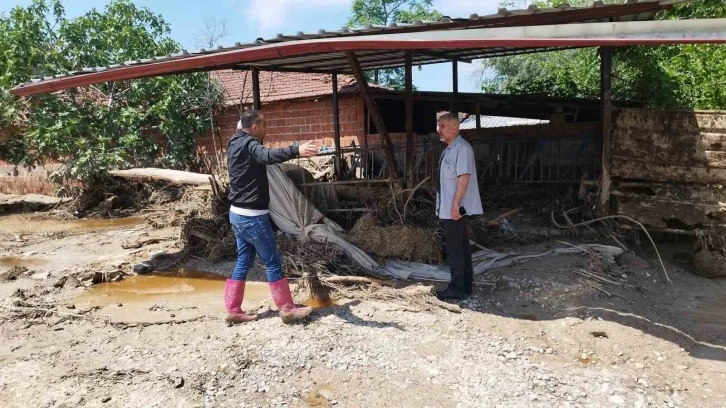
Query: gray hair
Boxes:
[
  {"xmin": 240, "ymin": 109, "xmax": 263, "ymax": 129},
  {"xmin": 438, "ymin": 112, "xmax": 459, "ymax": 124}
]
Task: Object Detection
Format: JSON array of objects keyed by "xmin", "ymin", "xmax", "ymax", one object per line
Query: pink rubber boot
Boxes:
[
  {"xmin": 224, "ymin": 279, "xmax": 257, "ymax": 324},
  {"xmin": 269, "ymin": 278, "xmax": 312, "ymax": 323}
]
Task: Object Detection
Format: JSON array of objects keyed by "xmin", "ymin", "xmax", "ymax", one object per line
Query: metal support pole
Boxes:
[
  {"xmin": 332, "ymin": 73, "xmax": 341, "ymax": 178},
  {"xmin": 252, "ymin": 68, "xmax": 261, "ymax": 111},
  {"xmin": 405, "ymin": 51, "xmax": 414, "ymax": 188},
  {"xmin": 475, "ymin": 102, "xmax": 481, "ymax": 130},
  {"xmin": 599, "ymin": 46, "xmax": 613, "ymax": 214},
  {"xmin": 451, "ymin": 59, "xmax": 459, "ymax": 115}
]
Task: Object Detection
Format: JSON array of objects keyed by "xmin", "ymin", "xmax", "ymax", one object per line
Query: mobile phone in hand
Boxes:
[{"xmin": 459, "ymin": 206, "xmax": 467, "ymax": 216}]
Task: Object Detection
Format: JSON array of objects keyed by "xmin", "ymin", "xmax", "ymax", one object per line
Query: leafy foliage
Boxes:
[
  {"xmin": 482, "ymin": 0, "xmax": 726, "ymax": 109},
  {"xmin": 0, "ymin": 0, "xmax": 218, "ymax": 187},
  {"xmin": 347, "ymin": 0, "xmax": 441, "ymax": 90}
]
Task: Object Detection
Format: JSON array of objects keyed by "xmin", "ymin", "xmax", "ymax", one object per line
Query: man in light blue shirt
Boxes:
[{"xmin": 436, "ymin": 113, "xmax": 483, "ymax": 300}]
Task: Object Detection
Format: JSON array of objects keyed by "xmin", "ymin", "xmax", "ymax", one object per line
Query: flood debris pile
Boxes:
[
  {"xmin": 693, "ymin": 228, "xmax": 726, "ymax": 278},
  {"xmin": 292, "ymin": 155, "xmax": 336, "ymax": 182},
  {"xmin": 277, "ymin": 234, "xmax": 353, "ymax": 276},
  {"xmin": 0, "ymin": 290, "xmax": 107, "ymax": 327},
  {"xmin": 345, "ymin": 180, "xmax": 444, "ymax": 264},
  {"xmin": 0, "ymin": 266, "xmax": 29, "ymax": 282},
  {"xmin": 180, "ymin": 218, "xmax": 236, "ymax": 261},
  {"xmin": 322, "ymin": 282, "xmax": 461, "ymax": 313},
  {"xmin": 175, "ymin": 186, "xmax": 238, "ymax": 262},
  {"xmin": 65, "ymin": 178, "xmax": 185, "ymax": 218},
  {"xmin": 349, "ymin": 214, "xmax": 442, "ymax": 264},
  {"xmin": 471, "ymin": 185, "xmax": 593, "ymax": 246}
]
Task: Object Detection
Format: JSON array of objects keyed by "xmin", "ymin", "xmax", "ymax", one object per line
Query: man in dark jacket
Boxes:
[{"xmin": 224, "ymin": 109, "xmax": 318, "ymax": 324}]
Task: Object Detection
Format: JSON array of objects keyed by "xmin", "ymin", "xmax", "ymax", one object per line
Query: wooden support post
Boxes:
[
  {"xmin": 332, "ymin": 73, "xmax": 341, "ymax": 178},
  {"xmin": 475, "ymin": 101, "xmax": 481, "ymax": 129},
  {"xmin": 346, "ymin": 51, "xmax": 401, "ymax": 183},
  {"xmin": 252, "ymin": 68, "xmax": 261, "ymax": 111},
  {"xmin": 451, "ymin": 59, "xmax": 459, "ymax": 115},
  {"xmin": 598, "ymin": 47, "xmax": 613, "ymax": 214},
  {"xmin": 405, "ymin": 51, "xmax": 414, "ymax": 188}
]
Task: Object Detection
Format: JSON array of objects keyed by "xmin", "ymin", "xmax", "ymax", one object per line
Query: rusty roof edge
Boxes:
[
  {"xmin": 13, "ymin": 0, "xmax": 675, "ymax": 84},
  {"xmin": 12, "ymin": 18, "xmax": 726, "ymax": 96},
  {"xmin": 10, "ymin": 1, "xmax": 701, "ymax": 95}
]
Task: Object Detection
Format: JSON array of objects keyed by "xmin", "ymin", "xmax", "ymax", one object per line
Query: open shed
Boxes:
[{"xmin": 10, "ymin": 0, "xmax": 726, "ymax": 205}]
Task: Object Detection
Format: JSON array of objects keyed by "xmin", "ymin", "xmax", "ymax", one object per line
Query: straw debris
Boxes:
[
  {"xmin": 349, "ymin": 214, "xmax": 442, "ymax": 264},
  {"xmin": 320, "ymin": 282, "xmax": 460, "ymax": 313}
]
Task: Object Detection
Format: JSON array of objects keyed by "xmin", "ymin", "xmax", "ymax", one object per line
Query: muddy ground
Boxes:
[{"xmin": 1, "ymin": 193, "xmax": 725, "ymax": 408}]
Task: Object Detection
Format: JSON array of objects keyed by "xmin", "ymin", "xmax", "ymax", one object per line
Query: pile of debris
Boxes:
[
  {"xmin": 292, "ymin": 155, "xmax": 336, "ymax": 182},
  {"xmin": 349, "ymin": 214, "xmax": 442, "ymax": 264},
  {"xmin": 693, "ymin": 228, "xmax": 726, "ymax": 278},
  {"xmin": 61, "ymin": 177, "xmax": 186, "ymax": 219},
  {"xmin": 276, "ymin": 233, "xmax": 359, "ymax": 276}
]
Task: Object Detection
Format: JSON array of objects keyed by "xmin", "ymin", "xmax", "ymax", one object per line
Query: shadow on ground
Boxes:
[{"xmin": 435, "ymin": 244, "xmax": 726, "ymax": 362}]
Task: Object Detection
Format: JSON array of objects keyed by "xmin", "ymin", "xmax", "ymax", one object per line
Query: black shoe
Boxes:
[{"xmin": 436, "ymin": 288, "xmax": 467, "ymax": 300}]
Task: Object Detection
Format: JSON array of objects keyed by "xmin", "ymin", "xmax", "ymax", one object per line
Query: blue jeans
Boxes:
[{"xmin": 229, "ymin": 212, "xmax": 284, "ymax": 283}]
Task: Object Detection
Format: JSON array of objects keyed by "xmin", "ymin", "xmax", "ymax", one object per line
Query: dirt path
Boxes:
[{"xmin": 1, "ymin": 210, "xmax": 725, "ymax": 408}]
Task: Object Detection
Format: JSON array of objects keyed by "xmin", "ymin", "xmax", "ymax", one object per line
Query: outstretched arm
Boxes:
[{"xmin": 247, "ymin": 140, "xmax": 317, "ymax": 165}]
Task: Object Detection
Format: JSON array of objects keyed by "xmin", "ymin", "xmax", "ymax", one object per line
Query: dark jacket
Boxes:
[{"xmin": 227, "ymin": 130, "xmax": 300, "ymax": 210}]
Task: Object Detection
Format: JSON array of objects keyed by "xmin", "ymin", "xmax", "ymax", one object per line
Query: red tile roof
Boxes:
[{"xmin": 211, "ymin": 70, "xmax": 368, "ymax": 106}]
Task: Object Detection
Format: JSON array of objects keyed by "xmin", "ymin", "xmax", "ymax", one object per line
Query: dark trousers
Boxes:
[{"xmin": 443, "ymin": 218, "xmax": 473, "ymax": 294}]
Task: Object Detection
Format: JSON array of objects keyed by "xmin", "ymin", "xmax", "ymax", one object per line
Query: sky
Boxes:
[{"xmin": 2, "ymin": 0, "xmax": 506, "ymax": 92}]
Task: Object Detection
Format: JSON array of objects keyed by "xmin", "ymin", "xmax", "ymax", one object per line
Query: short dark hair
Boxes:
[
  {"xmin": 438, "ymin": 112, "xmax": 459, "ymax": 123},
  {"xmin": 240, "ymin": 109, "xmax": 263, "ymax": 129}
]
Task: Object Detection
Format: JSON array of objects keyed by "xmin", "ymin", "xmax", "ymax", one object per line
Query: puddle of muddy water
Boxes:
[
  {"xmin": 75, "ymin": 269, "xmax": 270, "ymax": 308},
  {"xmin": 305, "ymin": 298, "xmax": 339, "ymax": 309},
  {"xmin": 303, "ymin": 384, "xmax": 335, "ymax": 407},
  {"xmin": 0, "ymin": 255, "xmax": 50, "ymax": 269},
  {"xmin": 73, "ymin": 269, "xmax": 344, "ymax": 324},
  {"xmin": 0, "ymin": 214, "xmax": 143, "ymax": 235}
]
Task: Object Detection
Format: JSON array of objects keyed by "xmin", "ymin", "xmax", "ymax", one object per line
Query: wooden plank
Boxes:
[
  {"xmin": 618, "ymin": 224, "xmax": 695, "ymax": 236},
  {"xmin": 336, "ymin": 184, "xmax": 399, "ymax": 202},
  {"xmin": 345, "ymin": 51, "xmax": 401, "ymax": 183},
  {"xmin": 299, "ymin": 179, "xmax": 392, "ymax": 187},
  {"xmin": 110, "ymin": 168, "xmax": 211, "ymax": 185},
  {"xmin": 405, "ymin": 51, "xmax": 414, "ymax": 188}
]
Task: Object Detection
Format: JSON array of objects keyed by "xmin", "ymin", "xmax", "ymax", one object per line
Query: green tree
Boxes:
[
  {"xmin": 0, "ymin": 0, "xmax": 218, "ymax": 189},
  {"xmin": 481, "ymin": 0, "xmax": 726, "ymax": 110},
  {"xmin": 347, "ymin": 0, "xmax": 442, "ymax": 90}
]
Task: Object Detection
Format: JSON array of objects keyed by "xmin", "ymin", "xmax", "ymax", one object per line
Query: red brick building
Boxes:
[
  {"xmin": 201, "ymin": 70, "xmax": 370, "ymax": 152},
  {"xmin": 1, "ymin": 71, "xmax": 396, "ymax": 195}
]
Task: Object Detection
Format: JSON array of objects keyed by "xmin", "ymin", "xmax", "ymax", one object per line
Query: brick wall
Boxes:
[
  {"xmin": 0, "ymin": 161, "xmax": 67, "ymax": 195},
  {"xmin": 196, "ymin": 96, "xmax": 367, "ymax": 154}
]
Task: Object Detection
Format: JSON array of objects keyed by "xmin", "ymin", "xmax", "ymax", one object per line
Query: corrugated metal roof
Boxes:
[
  {"xmin": 11, "ymin": 0, "xmax": 698, "ymax": 96},
  {"xmin": 460, "ymin": 115, "xmax": 550, "ymax": 129}
]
